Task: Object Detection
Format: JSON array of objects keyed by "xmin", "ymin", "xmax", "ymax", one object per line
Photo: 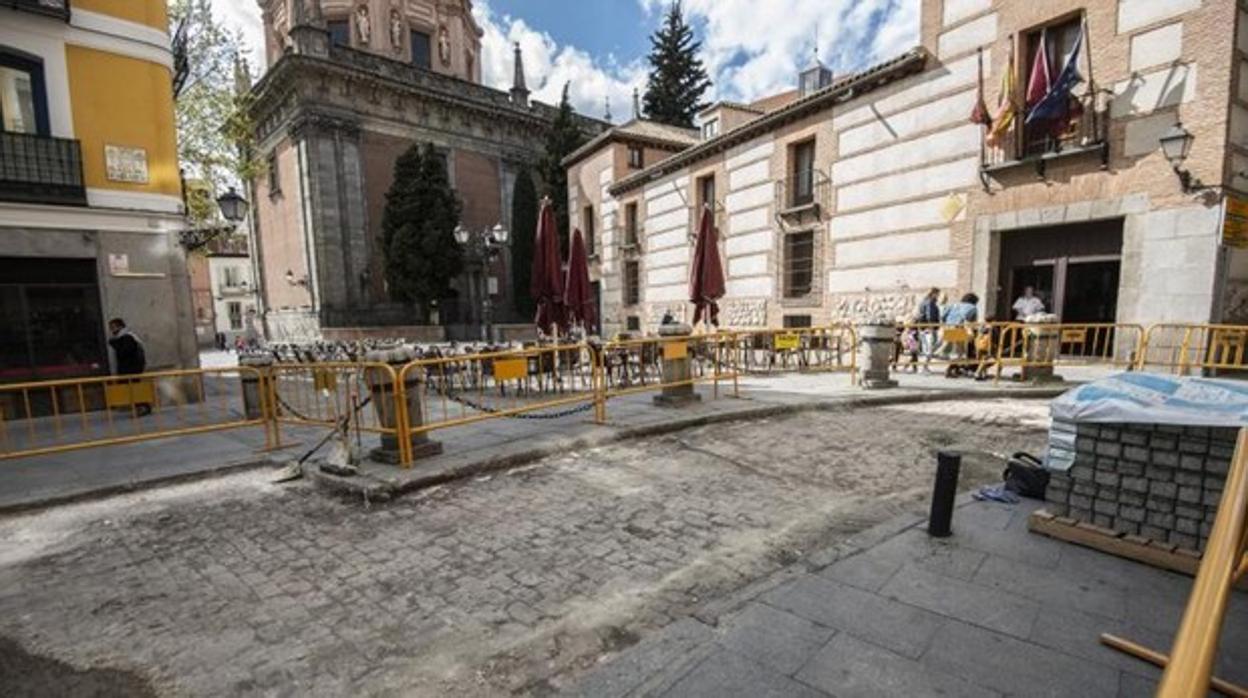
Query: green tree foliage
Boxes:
[
  {"xmin": 510, "ymin": 167, "xmax": 538, "ymax": 318},
  {"xmin": 537, "ymin": 84, "xmax": 586, "ymax": 250},
  {"xmin": 642, "ymin": 1, "xmax": 712, "ymax": 128},
  {"xmin": 381, "ymin": 144, "xmax": 464, "ymax": 317},
  {"xmin": 169, "ymin": 0, "xmax": 261, "ymax": 225}
]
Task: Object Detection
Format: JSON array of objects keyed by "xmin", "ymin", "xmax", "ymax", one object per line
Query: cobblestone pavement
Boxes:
[{"xmin": 0, "ymin": 399, "xmax": 1049, "ymax": 697}]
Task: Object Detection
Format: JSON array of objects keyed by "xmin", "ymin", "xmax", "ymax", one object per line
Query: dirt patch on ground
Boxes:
[
  {"xmin": 0, "ymin": 398, "xmax": 1049, "ymax": 696},
  {"xmin": 0, "ymin": 636, "xmax": 157, "ymax": 698}
]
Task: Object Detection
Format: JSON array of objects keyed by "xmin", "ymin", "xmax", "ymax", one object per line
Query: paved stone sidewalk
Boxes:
[{"xmin": 568, "ymin": 499, "xmax": 1248, "ymax": 698}]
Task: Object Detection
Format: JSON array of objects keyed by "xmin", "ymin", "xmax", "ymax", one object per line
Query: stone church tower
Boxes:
[{"xmin": 248, "ymin": 0, "xmax": 605, "ymax": 340}]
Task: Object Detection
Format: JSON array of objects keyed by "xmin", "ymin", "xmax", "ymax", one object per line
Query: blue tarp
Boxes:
[
  {"xmin": 1044, "ymin": 373, "xmax": 1247, "ymax": 472},
  {"xmin": 1050, "ymin": 373, "xmax": 1248, "ymax": 427}
]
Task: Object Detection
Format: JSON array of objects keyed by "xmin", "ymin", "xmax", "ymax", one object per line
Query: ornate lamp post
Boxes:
[{"xmin": 454, "ymin": 223, "xmax": 509, "ymax": 342}]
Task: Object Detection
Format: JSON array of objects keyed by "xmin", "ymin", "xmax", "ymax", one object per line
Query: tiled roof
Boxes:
[
  {"xmin": 562, "ymin": 118, "xmax": 699, "ymax": 167},
  {"xmin": 608, "ymin": 47, "xmax": 929, "ymax": 196}
]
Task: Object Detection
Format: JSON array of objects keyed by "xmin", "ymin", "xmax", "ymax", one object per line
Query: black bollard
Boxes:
[{"xmin": 927, "ymin": 451, "xmax": 961, "ymax": 538}]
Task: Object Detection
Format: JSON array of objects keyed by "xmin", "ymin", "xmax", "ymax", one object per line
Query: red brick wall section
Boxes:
[{"xmin": 253, "ymin": 138, "xmax": 313, "ymax": 312}]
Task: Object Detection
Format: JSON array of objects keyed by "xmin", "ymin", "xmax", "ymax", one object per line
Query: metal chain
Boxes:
[{"xmin": 428, "ymin": 380, "xmax": 597, "ymax": 420}]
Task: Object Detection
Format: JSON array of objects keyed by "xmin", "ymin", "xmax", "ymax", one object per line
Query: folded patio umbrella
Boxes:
[
  {"xmin": 564, "ymin": 227, "xmax": 596, "ymax": 332},
  {"xmin": 531, "ymin": 198, "xmax": 565, "ymax": 337},
  {"xmin": 689, "ymin": 206, "xmax": 725, "ymax": 328}
]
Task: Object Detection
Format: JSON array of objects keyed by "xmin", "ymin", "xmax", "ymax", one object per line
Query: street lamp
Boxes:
[
  {"xmin": 1158, "ymin": 122, "xmax": 1207, "ymax": 193},
  {"xmin": 454, "ymin": 223, "xmax": 510, "ymax": 342},
  {"xmin": 216, "ymin": 187, "xmax": 247, "ymax": 222}
]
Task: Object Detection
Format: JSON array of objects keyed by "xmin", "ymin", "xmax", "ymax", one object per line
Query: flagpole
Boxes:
[
  {"xmin": 977, "ymin": 46, "xmax": 986, "ymax": 169},
  {"xmin": 1081, "ymin": 12, "xmax": 1099, "ymax": 149},
  {"xmin": 1010, "ymin": 36, "xmax": 1020, "ymax": 161}
]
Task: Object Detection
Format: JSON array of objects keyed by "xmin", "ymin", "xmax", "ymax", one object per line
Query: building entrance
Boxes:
[
  {"xmin": 0, "ymin": 257, "xmax": 108, "ymax": 383},
  {"xmin": 996, "ymin": 219, "xmax": 1123, "ymax": 324}
]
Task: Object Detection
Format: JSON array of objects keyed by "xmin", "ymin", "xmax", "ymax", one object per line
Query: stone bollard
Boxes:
[
  {"xmin": 856, "ymin": 321, "xmax": 898, "ymax": 389},
  {"xmin": 238, "ymin": 353, "xmax": 273, "ymax": 420},
  {"xmin": 653, "ymin": 323, "xmax": 701, "ymax": 407},
  {"xmin": 364, "ymin": 346, "xmax": 443, "ymax": 464},
  {"xmin": 1021, "ymin": 313, "xmax": 1063, "ymax": 383}
]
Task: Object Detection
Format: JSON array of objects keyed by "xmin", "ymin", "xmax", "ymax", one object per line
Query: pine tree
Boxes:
[
  {"xmin": 642, "ymin": 1, "xmax": 712, "ymax": 128},
  {"xmin": 381, "ymin": 143, "xmax": 463, "ymax": 319},
  {"xmin": 537, "ymin": 83, "xmax": 586, "ymax": 250},
  {"xmin": 510, "ymin": 167, "xmax": 538, "ymax": 318}
]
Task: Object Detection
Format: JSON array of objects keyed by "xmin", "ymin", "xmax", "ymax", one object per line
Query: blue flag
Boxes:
[{"xmin": 1025, "ymin": 28, "xmax": 1083, "ymax": 125}]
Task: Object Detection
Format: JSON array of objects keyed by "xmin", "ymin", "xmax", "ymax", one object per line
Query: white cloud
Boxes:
[
  {"xmin": 638, "ymin": 0, "xmax": 920, "ymax": 103},
  {"xmin": 473, "ymin": 1, "xmax": 647, "ymax": 122},
  {"xmin": 210, "ymin": 0, "xmax": 267, "ymax": 72}
]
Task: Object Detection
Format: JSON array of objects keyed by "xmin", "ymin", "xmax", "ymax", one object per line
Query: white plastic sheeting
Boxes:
[{"xmin": 1044, "ymin": 373, "xmax": 1248, "ymax": 472}]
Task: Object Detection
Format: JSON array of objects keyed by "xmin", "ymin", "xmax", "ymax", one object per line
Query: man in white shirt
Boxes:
[{"xmin": 1012, "ymin": 286, "xmax": 1046, "ymax": 320}]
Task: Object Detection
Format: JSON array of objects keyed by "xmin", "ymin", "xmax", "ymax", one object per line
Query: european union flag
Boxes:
[{"xmin": 1025, "ymin": 28, "xmax": 1084, "ymax": 125}]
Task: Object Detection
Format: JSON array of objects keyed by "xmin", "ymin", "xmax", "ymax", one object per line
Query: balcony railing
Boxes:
[
  {"xmin": 8, "ymin": 0, "xmax": 71, "ymax": 21},
  {"xmin": 0, "ymin": 132, "xmax": 87, "ymax": 206},
  {"xmin": 981, "ymin": 92, "xmax": 1108, "ymax": 177},
  {"xmin": 775, "ymin": 169, "xmax": 831, "ymax": 217}
]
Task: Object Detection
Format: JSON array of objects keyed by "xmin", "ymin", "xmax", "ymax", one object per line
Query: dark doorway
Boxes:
[
  {"xmin": 996, "ymin": 219, "xmax": 1124, "ymax": 323},
  {"xmin": 1062, "ymin": 260, "xmax": 1120, "ymax": 323},
  {"xmin": 0, "ymin": 257, "xmax": 107, "ymax": 383}
]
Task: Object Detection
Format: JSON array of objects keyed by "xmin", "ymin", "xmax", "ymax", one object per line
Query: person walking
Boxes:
[
  {"xmin": 915, "ymin": 287, "xmax": 942, "ymax": 369},
  {"xmin": 108, "ymin": 318, "xmax": 151, "ymax": 416}
]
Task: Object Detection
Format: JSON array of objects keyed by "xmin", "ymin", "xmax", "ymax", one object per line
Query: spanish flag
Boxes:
[{"xmin": 985, "ymin": 42, "xmax": 1017, "ymax": 148}]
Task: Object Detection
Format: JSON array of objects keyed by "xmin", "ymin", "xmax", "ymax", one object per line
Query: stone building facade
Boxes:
[
  {"xmin": 249, "ymin": 0, "xmax": 605, "ymax": 341},
  {"xmin": 570, "ymin": 0, "xmax": 1247, "ymax": 339}
]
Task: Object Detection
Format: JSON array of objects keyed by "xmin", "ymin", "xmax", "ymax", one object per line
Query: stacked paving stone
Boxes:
[{"xmin": 1045, "ymin": 423, "xmax": 1236, "ymax": 552}]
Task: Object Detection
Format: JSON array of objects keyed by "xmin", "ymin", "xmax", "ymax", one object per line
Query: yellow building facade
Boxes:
[{"xmin": 0, "ymin": 0, "xmax": 196, "ymax": 380}]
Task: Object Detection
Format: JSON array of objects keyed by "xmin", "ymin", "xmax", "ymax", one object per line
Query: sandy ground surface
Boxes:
[{"xmin": 0, "ymin": 398, "xmax": 1049, "ymax": 697}]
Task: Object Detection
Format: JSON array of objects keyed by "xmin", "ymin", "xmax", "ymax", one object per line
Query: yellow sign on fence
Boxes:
[
  {"xmin": 663, "ymin": 341, "xmax": 688, "ymax": 360},
  {"xmin": 774, "ymin": 333, "xmax": 801, "ymax": 350},
  {"xmin": 1223, "ymin": 195, "xmax": 1248, "ymax": 248},
  {"xmin": 492, "ymin": 357, "xmax": 528, "ymax": 382},
  {"xmin": 1061, "ymin": 329, "xmax": 1087, "ymax": 343},
  {"xmin": 105, "ymin": 381, "xmax": 155, "ymax": 408}
]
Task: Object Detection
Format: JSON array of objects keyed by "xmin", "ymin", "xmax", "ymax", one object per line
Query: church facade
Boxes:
[{"xmin": 248, "ymin": 0, "xmax": 605, "ymax": 341}]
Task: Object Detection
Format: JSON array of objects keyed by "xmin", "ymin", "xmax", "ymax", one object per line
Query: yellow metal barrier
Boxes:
[
  {"xmin": 727, "ymin": 325, "xmax": 857, "ymax": 377},
  {"xmin": 993, "ymin": 323, "xmax": 1144, "ymax": 381},
  {"xmin": 1138, "ymin": 324, "xmax": 1248, "ymax": 375},
  {"xmin": 399, "ymin": 342, "xmax": 602, "ymax": 443},
  {"xmin": 0, "ymin": 366, "xmax": 272, "ymax": 460},
  {"xmin": 602, "ymin": 331, "xmax": 739, "ymax": 400},
  {"xmin": 1101, "ymin": 428, "xmax": 1248, "ymax": 697},
  {"xmin": 267, "ymin": 361, "xmax": 408, "ymax": 463}
]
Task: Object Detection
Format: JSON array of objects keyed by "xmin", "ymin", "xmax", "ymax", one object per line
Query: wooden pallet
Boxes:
[{"xmin": 1028, "ymin": 509, "xmax": 1203, "ymax": 577}]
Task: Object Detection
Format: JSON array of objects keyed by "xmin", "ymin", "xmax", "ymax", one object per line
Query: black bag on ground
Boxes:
[{"xmin": 1002, "ymin": 452, "xmax": 1049, "ymax": 499}]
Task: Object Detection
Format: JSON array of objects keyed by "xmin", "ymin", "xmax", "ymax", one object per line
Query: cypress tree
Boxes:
[
  {"xmin": 381, "ymin": 143, "xmax": 463, "ymax": 320},
  {"xmin": 537, "ymin": 83, "xmax": 586, "ymax": 250},
  {"xmin": 642, "ymin": 1, "xmax": 712, "ymax": 128},
  {"xmin": 511, "ymin": 167, "xmax": 538, "ymax": 318}
]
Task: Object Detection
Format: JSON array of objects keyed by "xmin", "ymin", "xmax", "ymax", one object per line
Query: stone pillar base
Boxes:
[
  {"xmin": 370, "ymin": 438, "xmax": 444, "ymax": 465},
  {"xmin": 653, "ymin": 391, "xmax": 702, "ymax": 407},
  {"xmin": 859, "ymin": 375, "xmax": 898, "ymax": 390}
]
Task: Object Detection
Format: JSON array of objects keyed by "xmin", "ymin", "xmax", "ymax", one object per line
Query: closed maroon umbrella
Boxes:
[
  {"xmin": 531, "ymin": 198, "xmax": 565, "ymax": 336},
  {"xmin": 689, "ymin": 206, "xmax": 725, "ymax": 328},
  {"xmin": 564, "ymin": 227, "xmax": 596, "ymax": 332}
]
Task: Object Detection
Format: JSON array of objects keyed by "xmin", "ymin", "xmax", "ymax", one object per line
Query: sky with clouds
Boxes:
[{"xmin": 210, "ymin": 0, "xmax": 919, "ymax": 122}]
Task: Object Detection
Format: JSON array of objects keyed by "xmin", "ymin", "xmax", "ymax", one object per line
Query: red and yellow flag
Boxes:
[{"xmin": 986, "ymin": 44, "xmax": 1017, "ymax": 148}]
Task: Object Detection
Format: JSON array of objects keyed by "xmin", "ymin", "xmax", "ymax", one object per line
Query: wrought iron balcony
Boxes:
[
  {"xmin": 0, "ymin": 131, "xmax": 87, "ymax": 206},
  {"xmin": 775, "ymin": 169, "xmax": 831, "ymax": 219},
  {"xmin": 981, "ymin": 91, "xmax": 1108, "ymax": 180},
  {"xmin": 6, "ymin": 0, "xmax": 71, "ymax": 21}
]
